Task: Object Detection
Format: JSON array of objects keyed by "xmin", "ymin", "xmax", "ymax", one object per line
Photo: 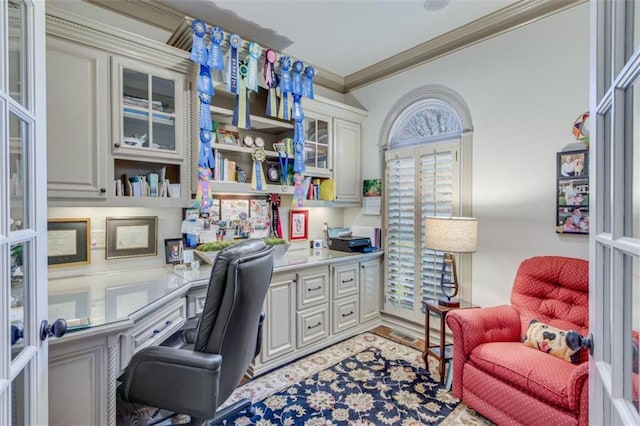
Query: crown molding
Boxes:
[
  {"xmin": 84, "ymin": 0, "xmax": 184, "ymax": 32},
  {"xmin": 344, "ymin": 0, "xmax": 587, "ymax": 91}
]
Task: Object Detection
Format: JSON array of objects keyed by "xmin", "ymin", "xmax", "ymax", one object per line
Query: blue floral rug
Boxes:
[{"xmin": 117, "ymin": 333, "xmax": 490, "ymax": 425}]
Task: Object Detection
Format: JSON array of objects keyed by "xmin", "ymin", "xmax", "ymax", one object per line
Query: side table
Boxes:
[{"xmin": 422, "ymin": 299, "xmax": 476, "ymax": 385}]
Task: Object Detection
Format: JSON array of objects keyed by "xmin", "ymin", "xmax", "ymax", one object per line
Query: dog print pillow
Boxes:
[{"xmin": 523, "ymin": 319, "xmax": 585, "ymax": 363}]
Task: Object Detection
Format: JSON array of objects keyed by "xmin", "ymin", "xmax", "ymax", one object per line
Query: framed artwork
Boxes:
[
  {"xmin": 106, "ymin": 216, "xmax": 158, "ymax": 259},
  {"xmin": 289, "ymin": 209, "xmax": 309, "ymax": 241},
  {"xmin": 216, "ymin": 129, "xmax": 240, "ymax": 146},
  {"xmin": 556, "ymin": 149, "xmax": 589, "ymax": 235},
  {"xmin": 47, "ymin": 218, "xmax": 91, "ymax": 267},
  {"xmin": 164, "ymin": 238, "xmax": 183, "ymax": 264}
]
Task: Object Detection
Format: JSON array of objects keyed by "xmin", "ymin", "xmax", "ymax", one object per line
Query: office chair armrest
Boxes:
[
  {"xmin": 119, "ymin": 346, "xmax": 223, "ymax": 419},
  {"xmin": 255, "ymin": 312, "xmax": 266, "ymax": 358}
]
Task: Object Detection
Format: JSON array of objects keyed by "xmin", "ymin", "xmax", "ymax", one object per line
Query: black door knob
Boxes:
[
  {"xmin": 39, "ymin": 318, "xmax": 68, "ymax": 341},
  {"xmin": 11, "ymin": 325, "xmax": 23, "ymax": 345}
]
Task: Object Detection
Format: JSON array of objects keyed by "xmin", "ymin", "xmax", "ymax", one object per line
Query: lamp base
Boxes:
[{"xmin": 438, "ymin": 296, "xmax": 460, "ymax": 308}]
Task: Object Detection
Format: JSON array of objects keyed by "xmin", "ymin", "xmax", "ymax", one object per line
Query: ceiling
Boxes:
[{"xmin": 83, "ymin": 0, "xmax": 584, "ymax": 92}]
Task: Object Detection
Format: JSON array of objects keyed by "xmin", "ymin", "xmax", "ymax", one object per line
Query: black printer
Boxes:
[{"xmin": 328, "ymin": 236, "xmax": 377, "ymax": 253}]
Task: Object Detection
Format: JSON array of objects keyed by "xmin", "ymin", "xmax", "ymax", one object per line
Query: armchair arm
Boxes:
[
  {"xmin": 445, "ymin": 305, "xmax": 521, "ymax": 398},
  {"xmin": 568, "ymin": 361, "xmax": 589, "ymax": 413},
  {"xmin": 119, "ymin": 346, "xmax": 222, "ymax": 419}
]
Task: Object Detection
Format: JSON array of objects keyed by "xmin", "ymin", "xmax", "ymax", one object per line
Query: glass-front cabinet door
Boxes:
[
  {"xmin": 303, "ymin": 112, "xmax": 332, "ymax": 177},
  {"xmin": 112, "ymin": 57, "xmax": 185, "ymax": 161}
]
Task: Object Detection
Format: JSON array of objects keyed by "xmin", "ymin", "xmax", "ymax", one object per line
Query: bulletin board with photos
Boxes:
[{"xmin": 556, "ymin": 149, "xmax": 589, "ymax": 234}]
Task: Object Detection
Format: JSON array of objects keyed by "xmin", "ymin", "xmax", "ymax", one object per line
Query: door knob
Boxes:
[
  {"xmin": 582, "ymin": 333, "xmax": 594, "ymax": 355},
  {"xmin": 11, "ymin": 325, "xmax": 23, "ymax": 345},
  {"xmin": 39, "ymin": 318, "xmax": 68, "ymax": 341}
]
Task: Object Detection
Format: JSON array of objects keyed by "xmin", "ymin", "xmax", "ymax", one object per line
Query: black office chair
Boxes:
[{"xmin": 118, "ymin": 239, "xmax": 274, "ymax": 425}]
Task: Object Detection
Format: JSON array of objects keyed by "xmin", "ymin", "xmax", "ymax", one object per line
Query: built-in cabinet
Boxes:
[
  {"xmin": 45, "ymin": 10, "xmax": 191, "ymax": 206},
  {"xmin": 46, "ymin": 37, "xmax": 109, "ymax": 199}
]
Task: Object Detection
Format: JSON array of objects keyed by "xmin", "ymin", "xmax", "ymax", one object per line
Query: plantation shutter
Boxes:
[{"xmin": 384, "ymin": 142, "xmax": 459, "ymax": 323}]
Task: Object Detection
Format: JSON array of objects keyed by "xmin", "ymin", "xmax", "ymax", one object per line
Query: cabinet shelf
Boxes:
[
  {"xmin": 210, "ymin": 105, "xmax": 293, "ymax": 134},
  {"xmin": 210, "ymin": 180, "xmax": 289, "ymax": 195},
  {"xmin": 123, "ymin": 107, "xmax": 175, "ymax": 125}
]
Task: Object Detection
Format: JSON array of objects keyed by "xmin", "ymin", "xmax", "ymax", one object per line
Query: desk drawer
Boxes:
[
  {"xmin": 332, "ymin": 296, "xmax": 359, "ymax": 334},
  {"xmin": 120, "ymin": 298, "xmax": 187, "ymax": 369},
  {"xmin": 332, "ymin": 262, "xmax": 359, "ymax": 299},
  {"xmin": 296, "ymin": 304, "xmax": 328, "ymax": 348},
  {"xmin": 296, "ymin": 266, "xmax": 329, "ymax": 310}
]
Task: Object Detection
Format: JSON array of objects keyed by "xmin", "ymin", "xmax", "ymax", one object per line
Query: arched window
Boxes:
[{"xmin": 380, "ymin": 85, "xmax": 472, "ymax": 324}]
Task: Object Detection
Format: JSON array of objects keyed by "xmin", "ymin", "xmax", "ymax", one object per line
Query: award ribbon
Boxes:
[
  {"xmin": 247, "ymin": 42, "xmax": 262, "ymax": 93},
  {"xmin": 293, "ymin": 173, "xmax": 305, "ymax": 207},
  {"xmin": 251, "ymin": 148, "xmax": 267, "ymax": 191},
  {"xmin": 304, "ymin": 66, "xmax": 315, "ymax": 99},
  {"xmin": 278, "ymin": 56, "xmax": 292, "ymax": 120},
  {"xmin": 292, "ymin": 60, "xmax": 304, "ymax": 96},
  {"xmin": 268, "ymin": 193, "xmax": 282, "ymax": 238},
  {"xmin": 190, "ymin": 19, "xmax": 208, "ymax": 65},
  {"xmin": 207, "ymin": 26, "xmax": 225, "ymax": 71},
  {"xmin": 197, "ymin": 64, "xmax": 214, "ymax": 97},
  {"xmin": 199, "ymin": 92, "xmax": 212, "ymax": 131},
  {"xmin": 194, "ymin": 167, "xmax": 213, "ymax": 213},
  {"xmin": 226, "ymin": 33, "xmax": 242, "ymax": 94},
  {"xmin": 232, "ymin": 63, "xmax": 251, "ymax": 129},
  {"xmin": 278, "ymin": 150, "xmax": 290, "ymax": 186},
  {"xmin": 199, "ymin": 129, "xmax": 215, "ymax": 169},
  {"xmin": 291, "ymin": 93, "xmax": 304, "ymax": 122},
  {"xmin": 293, "ymin": 128, "xmax": 305, "ymax": 173},
  {"xmin": 264, "ymin": 49, "xmax": 279, "ymax": 117}
]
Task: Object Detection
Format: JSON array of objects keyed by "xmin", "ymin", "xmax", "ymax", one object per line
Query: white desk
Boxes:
[{"xmin": 45, "ymin": 248, "xmax": 383, "ymax": 426}]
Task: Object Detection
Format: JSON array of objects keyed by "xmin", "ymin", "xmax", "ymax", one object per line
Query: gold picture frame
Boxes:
[
  {"xmin": 47, "ymin": 218, "xmax": 91, "ymax": 267},
  {"xmin": 106, "ymin": 216, "xmax": 158, "ymax": 259}
]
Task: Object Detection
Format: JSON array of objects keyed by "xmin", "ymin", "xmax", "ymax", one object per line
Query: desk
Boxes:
[{"xmin": 422, "ymin": 299, "xmax": 476, "ymax": 384}]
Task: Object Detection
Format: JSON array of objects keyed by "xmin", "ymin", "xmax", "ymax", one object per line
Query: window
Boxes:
[{"xmin": 381, "ymin": 86, "xmax": 472, "ymax": 324}]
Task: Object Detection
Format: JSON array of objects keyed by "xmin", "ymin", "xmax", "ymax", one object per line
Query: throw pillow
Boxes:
[{"xmin": 523, "ymin": 319, "xmax": 584, "ymax": 363}]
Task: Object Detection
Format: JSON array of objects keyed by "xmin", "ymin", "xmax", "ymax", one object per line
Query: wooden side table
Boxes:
[{"xmin": 422, "ymin": 299, "xmax": 476, "ymax": 384}]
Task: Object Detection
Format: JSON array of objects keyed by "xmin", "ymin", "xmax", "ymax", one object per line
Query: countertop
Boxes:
[{"xmin": 43, "ymin": 248, "xmax": 383, "ymax": 332}]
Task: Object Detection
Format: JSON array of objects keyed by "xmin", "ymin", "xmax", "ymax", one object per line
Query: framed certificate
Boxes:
[
  {"xmin": 47, "ymin": 218, "xmax": 91, "ymax": 267},
  {"xmin": 106, "ymin": 216, "xmax": 158, "ymax": 259}
]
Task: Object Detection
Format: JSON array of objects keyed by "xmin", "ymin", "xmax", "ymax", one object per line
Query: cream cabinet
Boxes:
[
  {"xmin": 46, "ymin": 9, "xmax": 191, "ymax": 206},
  {"xmin": 333, "ymin": 118, "xmax": 362, "ymax": 203},
  {"xmin": 261, "ymin": 272, "xmax": 296, "ymax": 362},
  {"xmin": 46, "ymin": 37, "xmax": 109, "ymax": 199},
  {"xmin": 359, "ymin": 258, "xmax": 382, "ymax": 323}
]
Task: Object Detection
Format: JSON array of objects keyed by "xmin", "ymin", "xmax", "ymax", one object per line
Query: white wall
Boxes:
[{"xmin": 348, "ymin": 4, "xmax": 590, "ymax": 307}]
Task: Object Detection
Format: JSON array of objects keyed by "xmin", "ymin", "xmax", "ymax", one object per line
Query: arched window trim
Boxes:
[
  {"xmin": 389, "ymin": 99, "xmax": 462, "ymax": 147},
  {"xmin": 379, "ymin": 84, "xmax": 473, "ymax": 151}
]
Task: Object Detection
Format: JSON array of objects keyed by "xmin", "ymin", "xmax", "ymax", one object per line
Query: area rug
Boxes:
[{"xmin": 117, "ymin": 332, "xmax": 491, "ymax": 425}]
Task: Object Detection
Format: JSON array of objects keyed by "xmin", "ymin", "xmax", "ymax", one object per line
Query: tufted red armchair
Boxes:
[{"xmin": 446, "ymin": 256, "xmax": 589, "ymax": 426}]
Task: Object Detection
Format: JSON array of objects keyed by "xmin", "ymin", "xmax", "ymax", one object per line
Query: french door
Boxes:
[
  {"xmin": 1, "ymin": 0, "xmax": 49, "ymax": 424},
  {"xmin": 590, "ymin": 0, "xmax": 640, "ymax": 424}
]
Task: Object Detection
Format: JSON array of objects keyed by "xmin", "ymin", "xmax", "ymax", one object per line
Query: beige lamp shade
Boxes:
[{"xmin": 424, "ymin": 216, "xmax": 478, "ymax": 253}]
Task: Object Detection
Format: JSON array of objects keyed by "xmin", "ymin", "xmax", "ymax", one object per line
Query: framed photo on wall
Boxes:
[
  {"xmin": 47, "ymin": 218, "xmax": 91, "ymax": 267},
  {"xmin": 289, "ymin": 209, "xmax": 308, "ymax": 241},
  {"xmin": 106, "ymin": 216, "xmax": 158, "ymax": 259},
  {"xmin": 556, "ymin": 148, "xmax": 589, "ymax": 234}
]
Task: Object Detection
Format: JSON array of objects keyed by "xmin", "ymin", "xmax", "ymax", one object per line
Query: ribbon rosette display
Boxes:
[
  {"xmin": 207, "ymin": 26, "xmax": 225, "ymax": 71},
  {"xmin": 226, "ymin": 33, "xmax": 243, "ymax": 94},
  {"xmin": 247, "ymin": 42, "xmax": 262, "ymax": 93},
  {"xmin": 292, "ymin": 60, "xmax": 304, "ymax": 96},
  {"xmin": 268, "ymin": 193, "xmax": 282, "ymax": 238},
  {"xmin": 278, "ymin": 56, "xmax": 292, "ymax": 120},
  {"xmin": 190, "ymin": 19, "xmax": 208, "ymax": 65},
  {"xmin": 264, "ymin": 49, "xmax": 279, "ymax": 117},
  {"xmin": 304, "ymin": 66, "xmax": 315, "ymax": 99},
  {"xmin": 251, "ymin": 148, "xmax": 267, "ymax": 191},
  {"xmin": 232, "ymin": 62, "xmax": 251, "ymax": 129}
]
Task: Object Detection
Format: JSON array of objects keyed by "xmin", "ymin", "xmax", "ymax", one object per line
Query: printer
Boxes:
[{"xmin": 328, "ymin": 235, "xmax": 377, "ymax": 253}]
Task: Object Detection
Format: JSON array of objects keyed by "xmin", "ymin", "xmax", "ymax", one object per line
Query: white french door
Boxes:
[
  {"xmin": 590, "ymin": 1, "xmax": 640, "ymax": 424},
  {"xmin": 1, "ymin": 0, "xmax": 50, "ymax": 424}
]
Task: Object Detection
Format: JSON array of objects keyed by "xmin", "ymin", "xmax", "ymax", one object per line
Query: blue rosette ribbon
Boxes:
[
  {"xmin": 264, "ymin": 49, "xmax": 279, "ymax": 117},
  {"xmin": 304, "ymin": 66, "xmax": 315, "ymax": 99},
  {"xmin": 293, "ymin": 136, "xmax": 305, "ymax": 174},
  {"xmin": 247, "ymin": 42, "xmax": 262, "ymax": 93},
  {"xmin": 232, "ymin": 62, "xmax": 251, "ymax": 129},
  {"xmin": 199, "ymin": 129, "xmax": 215, "ymax": 169},
  {"xmin": 278, "ymin": 56, "xmax": 292, "ymax": 120},
  {"xmin": 226, "ymin": 33, "xmax": 243, "ymax": 94},
  {"xmin": 199, "ymin": 92, "xmax": 212, "ymax": 131},
  {"xmin": 292, "ymin": 60, "xmax": 304, "ymax": 96},
  {"xmin": 190, "ymin": 19, "xmax": 208, "ymax": 65},
  {"xmin": 292, "ymin": 93, "xmax": 304, "ymax": 122},
  {"xmin": 197, "ymin": 65, "xmax": 214, "ymax": 97},
  {"xmin": 251, "ymin": 148, "xmax": 267, "ymax": 191},
  {"xmin": 207, "ymin": 26, "xmax": 225, "ymax": 71}
]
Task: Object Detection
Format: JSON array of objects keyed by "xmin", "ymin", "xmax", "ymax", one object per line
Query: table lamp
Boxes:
[{"xmin": 424, "ymin": 216, "xmax": 477, "ymax": 307}]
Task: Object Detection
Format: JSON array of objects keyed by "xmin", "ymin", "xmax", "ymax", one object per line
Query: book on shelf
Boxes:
[
  {"xmin": 147, "ymin": 172, "xmax": 159, "ymax": 197},
  {"xmin": 168, "ymin": 183, "xmax": 181, "ymax": 198}
]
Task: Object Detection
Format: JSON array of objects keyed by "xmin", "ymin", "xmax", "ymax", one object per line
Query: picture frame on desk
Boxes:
[
  {"xmin": 47, "ymin": 218, "xmax": 91, "ymax": 267},
  {"xmin": 164, "ymin": 238, "xmax": 183, "ymax": 264},
  {"xmin": 105, "ymin": 216, "xmax": 158, "ymax": 259},
  {"xmin": 289, "ymin": 209, "xmax": 309, "ymax": 241}
]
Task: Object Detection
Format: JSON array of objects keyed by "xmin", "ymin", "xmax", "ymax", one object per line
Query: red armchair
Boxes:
[{"xmin": 446, "ymin": 256, "xmax": 589, "ymax": 426}]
